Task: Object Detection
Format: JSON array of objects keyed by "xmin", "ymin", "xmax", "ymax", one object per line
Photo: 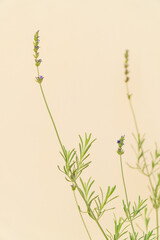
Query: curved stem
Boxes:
[
  {"xmin": 39, "ymin": 83, "xmax": 92, "ymax": 240},
  {"xmin": 120, "ymin": 155, "xmax": 136, "ymax": 238},
  {"xmin": 73, "ymin": 191, "xmax": 93, "ymax": 240},
  {"xmin": 39, "ymin": 84, "xmax": 64, "ymax": 152},
  {"xmin": 125, "ymin": 82, "xmax": 160, "ymax": 238}
]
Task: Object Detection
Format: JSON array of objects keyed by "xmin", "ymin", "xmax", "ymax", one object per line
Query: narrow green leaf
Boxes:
[
  {"xmin": 88, "ymin": 190, "xmax": 95, "ymax": 201},
  {"xmin": 79, "ymin": 135, "xmax": 83, "ymax": 148}
]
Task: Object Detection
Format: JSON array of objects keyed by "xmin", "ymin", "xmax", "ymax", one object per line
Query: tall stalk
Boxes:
[
  {"xmin": 117, "ymin": 136, "xmax": 136, "ymax": 238},
  {"xmin": 120, "ymin": 155, "xmax": 136, "ymax": 238},
  {"xmin": 33, "ymin": 30, "xmax": 110, "ymax": 240},
  {"xmin": 40, "ymin": 84, "xmax": 109, "ymax": 240},
  {"xmin": 124, "ymin": 50, "xmax": 159, "ymax": 239},
  {"xmin": 39, "ymin": 83, "xmax": 93, "ymax": 240}
]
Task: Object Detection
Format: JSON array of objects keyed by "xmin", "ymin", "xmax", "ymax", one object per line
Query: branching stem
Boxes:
[
  {"xmin": 39, "ymin": 83, "xmax": 92, "ymax": 240},
  {"xmin": 126, "ymin": 83, "xmax": 154, "ymax": 193},
  {"xmin": 125, "ymin": 81, "xmax": 159, "ymax": 239},
  {"xmin": 73, "ymin": 190, "xmax": 93, "ymax": 240},
  {"xmin": 120, "ymin": 155, "xmax": 136, "ymax": 238}
]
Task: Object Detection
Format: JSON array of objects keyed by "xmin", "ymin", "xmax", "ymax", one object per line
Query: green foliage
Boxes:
[
  {"xmin": 75, "ymin": 133, "xmax": 96, "ymax": 179},
  {"xmin": 79, "ymin": 177, "xmax": 98, "ymax": 219},
  {"xmin": 150, "ymin": 173, "xmax": 160, "ymax": 209},
  {"xmin": 150, "ymin": 144, "xmax": 160, "ymax": 172},
  {"xmin": 144, "ymin": 208, "xmax": 151, "ymax": 232},
  {"xmin": 35, "ymin": 34, "xmax": 160, "ymax": 240},
  {"xmin": 106, "ymin": 216, "xmax": 129, "ymax": 240},
  {"xmin": 131, "ymin": 196, "xmax": 147, "ymax": 219},
  {"xmin": 57, "ymin": 133, "xmax": 96, "ymax": 184},
  {"xmin": 141, "ymin": 231, "xmax": 155, "ymax": 240},
  {"xmin": 94, "ymin": 186, "xmax": 118, "ymax": 220},
  {"xmin": 124, "ymin": 49, "xmax": 159, "ymax": 240}
]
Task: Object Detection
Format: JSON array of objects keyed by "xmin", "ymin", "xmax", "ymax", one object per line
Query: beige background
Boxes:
[{"xmin": 0, "ymin": 0, "xmax": 160, "ymax": 239}]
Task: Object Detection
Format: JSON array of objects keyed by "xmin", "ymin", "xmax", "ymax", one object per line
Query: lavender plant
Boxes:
[
  {"xmin": 33, "ymin": 30, "xmax": 156, "ymax": 240},
  {"xmin": 124, "ymin": 50, "xmax": 160, "ymax": 239}
]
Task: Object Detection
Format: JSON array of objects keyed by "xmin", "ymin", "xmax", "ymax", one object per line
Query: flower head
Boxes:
[
  {"xmin": 117, "ymin": 135, "xmax": 125, "ymax": 155},
  {"xmin": 33, "ymin": 30, "xmax": 44, "ymax": 84},
  {"xmin": 36, "ymin": 75, "xmax": 44, "ymax": 84}
]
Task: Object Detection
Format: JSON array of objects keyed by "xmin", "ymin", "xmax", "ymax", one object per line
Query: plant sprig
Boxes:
[
  {"xmin": 33, "ymin": 31, "xmax": 159, "ymax": 240},
  {"xmin": 124, "ymin": 50, "xmax": 160, "ymax": 239}
]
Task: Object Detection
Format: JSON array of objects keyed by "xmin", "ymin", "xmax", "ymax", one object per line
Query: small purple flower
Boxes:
[
  {"xmin": 33, "ymin": 30, "xmax": 44, "ymax": 84},
  {"xmin": 35, "ymin": 75, "xmax": 44, "ymax": 84},
  {"xmin": 117, "ymin": 135, "xmax": 125, "ymax": 155}
]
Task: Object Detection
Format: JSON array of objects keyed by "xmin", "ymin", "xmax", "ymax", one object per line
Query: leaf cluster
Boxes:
[
  {"xmin": 129, "ymin": 231, "xmax": 155, "ymax": 240},
  {"xmin": 58, "ymin": 133, "xmax": 96, "ymax": 187},
  {"xmin": 94, "ymin": 186, "xmax": 118, "ymax": 220},
  {"xmin": 123, "ymin": 196, "xmax": 147, "ymax": 222},
  {"xmin": 106, "ymin": 216, "xmax": 129, "ymax": 240},
  {"xmin": 150, "ymin": 173, "xmax": 160, "ymax": 209},
  {"xmin": 78, "ymin": 177, "xmax": 98, "ymax": 219}
]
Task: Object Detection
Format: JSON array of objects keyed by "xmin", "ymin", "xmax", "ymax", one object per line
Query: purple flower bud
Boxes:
[
  {"xmin": 39, "ymin": 75, "xmax": 44, "ymax": 79},
  {"xmin": 117, "ymin": 135, "xmax": 125, "ymax": 156}
]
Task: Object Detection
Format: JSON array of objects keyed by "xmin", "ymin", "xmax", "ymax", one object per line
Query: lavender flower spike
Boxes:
[{"xmin": 33, "ymin": 30, "xmax": 44, "ymax": 84}]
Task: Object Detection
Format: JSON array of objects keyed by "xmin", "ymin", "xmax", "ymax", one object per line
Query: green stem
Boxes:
[
  {"xmin": 39, "ymin": 83, "xmax": 92, "ymax": 240},
  {"xmin": 126, "ymin": 82, "xmax": 160, "ymax": 238},
  {"xmin": 75, "ymin": 182, "xmax": 108, "ymax": 240},
  {"xmin": 39, "ymin": 84, "xmax": 64, "ymax": 152},
  {"xmin": 95, "ymin": 219, "xmax": 109, "ymax": 240},
  {"xmin": 126, "ymin": 83, "xmax": 154, "ymax": 192},
  {"xmin": 120, "ymin": 155, "xmax": 136, "ymax": 238},
  {"xmin": 73, "ymin": 191, "xmax": 93, "ymax": 240},
  {"xmin": 126, "ymin": 84, "xmax": 139, "ymax": 134},
  {"xmin": 156, "ymin": 208, "xmax": 159, "ymax": 240},
  {"xmin": 40, "ymin": 82, "xmax": 108, "ymax": 240}
]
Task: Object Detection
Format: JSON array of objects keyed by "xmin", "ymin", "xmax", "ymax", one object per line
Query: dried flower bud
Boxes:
[
  {"xmin": 124, "ymin": 50, "xmax": 130, "ymax": 83},
  {"xmin": 125, "ymin": 70, "xmax": 129, "ymax": 75},
  {"xmin": 125, "ymin": 77, "xmax": 129, "ymax": 83}
]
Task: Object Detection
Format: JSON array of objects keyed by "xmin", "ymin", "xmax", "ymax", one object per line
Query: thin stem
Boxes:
[
  {"xmin": 37, "ymin": 66, "xmax": 40, "ymax": 77},
  {"xmin": 126, "ymin": 84, "xmax": 139, "ymax": 134},
  {"xmin": 95, "ymin": 219, "xmax": 109, "ymax": 240},
  {"xmin": 75, "ymin": 182, "xmax": 108, "ymax": 240},
  {"xmin": 39, "ymin": 84, "xmax": 64, "ymax": 152},
  {"xmin": 73, "ymin": 190, "xmax": 93, "ymax": 240},
  {"xmin": 40, "ymin": 82, "xmax": 108, "ymax": 240},
  {"xmin": 39, "ymin": 83, "xmax": 92, "ymax": 240},
  {"xmin": 120, "ymin": 155, "xmax": 136, "ymax": 238},
  {"xmin": 156, "ymin": 208, "xmax": 159, "ymax": 240},
  {"xmin": 125, "ymin": 83, "xmax": 154, "ymax": 192},
  {"xmin": 125, "ymin": 82, "xmax": 160, "ymax": 238}
]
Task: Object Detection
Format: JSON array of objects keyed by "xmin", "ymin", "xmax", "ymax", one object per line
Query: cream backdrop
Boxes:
[{"xmin": 0, "ymin": 0, "xmax": 160, "ymax": 239}]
